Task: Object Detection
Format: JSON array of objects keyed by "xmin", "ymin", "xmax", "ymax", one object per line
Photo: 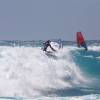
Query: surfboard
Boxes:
[{"xmin": 76, "ymin": 32, "xmax": 88, "ymax": 50}]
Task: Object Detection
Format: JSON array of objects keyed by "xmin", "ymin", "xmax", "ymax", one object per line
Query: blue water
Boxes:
[
  {"xmin": 73, "ymin": 50, "xmax": 100, "ymax": 77},
  {"xmin": 0, "ymin": 40, "xmax": 100, "ymax": 100}
]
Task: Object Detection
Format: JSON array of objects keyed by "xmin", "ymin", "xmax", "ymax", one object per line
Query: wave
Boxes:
[
  {"xmin": 0, "ymin": 41, "xmax": 100, "ymax": 98},
  {"xmin": 0, "ymin": 46, "xmax": 88, "ymax": 97}
]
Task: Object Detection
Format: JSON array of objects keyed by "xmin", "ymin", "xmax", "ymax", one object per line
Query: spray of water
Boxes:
[{"xmin": 0, "ymin": 46, "xmax": 87, "ymax": 97}]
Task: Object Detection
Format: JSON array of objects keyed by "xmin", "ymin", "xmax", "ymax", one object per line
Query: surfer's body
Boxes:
[{"xmin": 43, "ymin": 40, "xmax": 56, "ymax": 52}]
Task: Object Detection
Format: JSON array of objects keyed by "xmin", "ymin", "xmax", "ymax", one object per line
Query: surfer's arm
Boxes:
[{"xmin": 49, "ymin": 45, "xmax": 56, "ymax": 51}]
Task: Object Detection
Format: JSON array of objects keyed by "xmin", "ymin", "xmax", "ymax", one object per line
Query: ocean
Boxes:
[{"xmin": 0, "ymin": 40, "xmax": 100, "ymax": 100}]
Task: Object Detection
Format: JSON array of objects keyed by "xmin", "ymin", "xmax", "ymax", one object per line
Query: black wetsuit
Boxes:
[
  {"xmin": 43, "ymin": 41, "xmax": 56, "ymax": 52},
  {"xmin": 43, "ymin": 42, "xmax": 51, "ymax": 51},
  {"xmin": 81, "ymin": 42, "xmax": 88, "ymax": 51}
]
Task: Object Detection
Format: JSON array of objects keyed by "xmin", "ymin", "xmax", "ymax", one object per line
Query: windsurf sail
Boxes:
[{"xmin": 76, "ymin": 32, "xmax": 88, "ymax": 51}]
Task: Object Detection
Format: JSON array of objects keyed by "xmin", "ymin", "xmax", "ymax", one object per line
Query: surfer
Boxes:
[
  {"xmin": 43, "ymin": 40, "xmax": 56, "ymax": 52},
  {"xmin": 81, "ymin": 42, "xmax": 88, "ymax": 51}
]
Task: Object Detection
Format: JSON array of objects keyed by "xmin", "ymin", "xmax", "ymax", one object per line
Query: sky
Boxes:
[{"xmin": 0, "ymin": 0, "xmax": 100, "ymax": 41}]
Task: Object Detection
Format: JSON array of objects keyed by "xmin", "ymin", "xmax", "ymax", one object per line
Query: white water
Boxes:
[
  {"xmin": 0, "ymin": 46, "xmax": 87, "ymax": 97},
  {"xmin": 88, "ymin": 46, "xmax": 100, "ymax": 52}
]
